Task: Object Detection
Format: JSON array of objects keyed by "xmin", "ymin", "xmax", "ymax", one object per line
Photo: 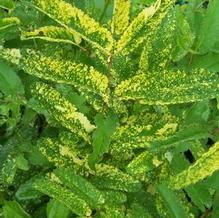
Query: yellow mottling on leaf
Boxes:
[
  {"xmin": 32, "ymin": 82, "xmax": 95, "ymax": 142},
  {"xmin": 59, "ymin": 145, "xmax": 83, "ymax": 166},
  {"xmin": 170, "ymin": 141, "xmax": 219, "ymax": 189},
  {"xmin": 49, "ymin": 172, "xmax": 62, "ymax": 184},
  {"xmin": 156, "ymin": 123, "xmax": 178, "ymax": 137},
  {"xmin": 147, "ymin": 184, "xmax": 156, "ymax": 195},
  {"xmin": 32, "ymin": 0, "xmax": 113, "ymax": 52},
  {"xmin": 112, "ymin": 0, "xmax": 131, "ymax": 36},
  {"xmin": 116, "ymin": 3, "xmax": 158, "ymax": 53},
  {"xmin": 152, "ymin": 156, "xmax": 163, "ymax": 167}
]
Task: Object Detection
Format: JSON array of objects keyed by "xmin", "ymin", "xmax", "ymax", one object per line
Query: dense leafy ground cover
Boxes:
[{"xmin": 0, "ymin": 0, "xmax": 219, "ymax": 217}]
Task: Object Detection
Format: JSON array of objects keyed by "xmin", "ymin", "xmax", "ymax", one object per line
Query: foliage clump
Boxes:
[{"xmin": 0, "ymin": 0, "xmax": 219, "ymax": 217}]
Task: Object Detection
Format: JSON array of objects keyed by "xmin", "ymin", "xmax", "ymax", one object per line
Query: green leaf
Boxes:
[
  {"xmin": 16, "ymin": 154, "xmax": 29, "ymax": 171},
  {"xmin": 47, "ymin": 199, "xmax": 71, "ymax": 218},
  {"xmin": 188, "ymin": 52, "xmax": 219, "ymax": 72},
  {"xmin": 88, "ymin": 112, "xmax": 118, "ymax": 168},
  {"xmin": 37, "ymin": 137, "xmax": 84, "ymax": 168},
  {"xmin": 127, "ymin": 203, "xmax": 153, "ymax": 218},
  {"xmin": 111, "ymin": 111, "xmax": 179, "ymax": 156},
  {"xmin": 143, "ymin": 9, "xmax": 176, "ymax": 71},
  {"xmin": 101, "ymin": 190, "xmax": 127, "ymax": 206},
  {"xmin": 126, "ymin": 151, "xmax": 160, "ymax": 176},
  {"xmin": 116, "ymin": 0, "xmax": 174, "ymax": 55},
  {"xmin": 0, "ymin": 47, "xmax": 22, "ymax": 67},
  {"xmin": 0, "ymin": 17, "xmax": 20, "ymax": 31},
  {"xmin": 170, "ymin": 144, "xmax": 212, "ymax": 211},
  {"xmin": 56, "ymin": 84, "xmax": 91, "ymax": 115},
  {"xmin": 116, "ymin": 1, "xmax": 158, "ymax": 54},
  {"xmin": 3, "ymin": 201, "xmax": 31, "ymax": 218},
  {"xmin": 0, "ymin": 60, "xmax": 24, "ymax": 95},
  {"xmin": 211, "ymin": 191, "xmax": 219, "ymax": 218},
  {"xmin": 97, "ymin": 205, "xmax": 125, "ymax": 218},
  {"xmin": 16, "ymin": 178, "xmax": 43, "ymax": 201},
  {"xmin": 172, "ymin": 7, "xmax": 195, "ymax": 61},
  {"xmin": 157, "ymin": 184, "xmax": 188, "ymax": 218},
  {"xmin": 0, "ymin": 155, "xmax": 17, "ymax": 184},
  {"xmin": 184, "ymin": 0, "xmax": 204, "ymax": 36},
  {"xmin": 0, "ymin": 96, "xmax": 23, "ymax": 133},
  {"xmin": 27, "ymin": 98, "xmax": 58, "ymax": 127},
  {"xmin": 204, "ymin": 170, "xmax": 219, "ymax": 190},
  {"xmin": 195, "ymin": 0, "xmax": 219, "ymax": 53},
  {"xmin": 183, "ymin": 101, "xmax": 210, "ymax": 125},
  {"xmin": 0, "ymin": 17, "xmax": 20, "ymax": 41},
  {"xmin": 0, "ymin": 0, "xmax": 15, "ymax": 10},
  {"xmin": 186, "ymin": 184, "xmax": 212, "ymax": 212},
  {"xmin": 152, "ymin": 124, "xmax": 210, "ymax": 151}
]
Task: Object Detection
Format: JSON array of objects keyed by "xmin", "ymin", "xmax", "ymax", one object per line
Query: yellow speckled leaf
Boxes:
[
  {"xmin": 30, "ymin": 0, "xmax": 113, "ymax": 53},
  {"xmin": 0, "ymin": 47, "xmax": 109, "ymax": 111},
  {"xmin": 116, "ymin": 1, "xmax": 159, "ymax": 54},
  {"xmin": 21, "ymin": 26, "xmax": 82, "ymax": 45},
  {"xmin": 31, "ymin": 82, "xmax": 95, "ymax": 142},
  {"xmin": 169, "ymin": 141, "xmax": 219, "ymax": 189},
  {"xmin": 90, "ymin": 164, "xmax": 142, "ymax": 192},
  {"xmin": 111, "ymin": 0, "xmax": 131, "ymax": 36},
  {"xmin": 140, "ymin": 10, "xmax": 176, "ymax": 71},
  {"xmin": 37, "ymin": 137, "xmax": 85, "ymax": 169},
  {"xmin": 116, "ymin": 0, "xmax": 175, "ymax": 55},
  {"xmin": 0, "ymin": 17, "xmax": 20, "ymax": 31},
  {"xmin": 33, "ymin": 177, "xmax": 92, "ymax": 217},
  {"xmin": 0, "ymin": 47, "xmax": 21, "ymax": 65},
  {"xmin": 127, "ymin": 151, "xmax": 162, "ymax": 176},
  {"xmin": 21, "ymin": 49, "xmax": 109, "ymax": 107},
  {"xmin": 110, "ymin": 111, "xmax": 179, "ymax": 159},
  {"xmin": 115, "ymin": 69, "xmax": 219, "ymax": 105},
  {"xmin": 54, "ymin": 168, "xmax": 105, "ymax": 208}
]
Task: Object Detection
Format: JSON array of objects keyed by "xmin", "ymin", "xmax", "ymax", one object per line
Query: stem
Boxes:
[
  {"xmin": 199, "ymin": 209, "xmax": 212, "ymax": 218},
  {"xmin": 188, "ymin": 49, "xmax": 201, "ymax": 55}
]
